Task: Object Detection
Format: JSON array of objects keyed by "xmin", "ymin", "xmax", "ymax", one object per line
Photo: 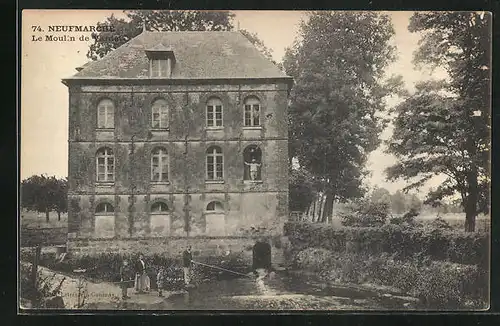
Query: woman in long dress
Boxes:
[{"xmin": 134, "ymin": 254, "xmax": 150, "ymax": 293}]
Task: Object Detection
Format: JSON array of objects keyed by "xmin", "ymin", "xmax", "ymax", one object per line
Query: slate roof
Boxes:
[{"xmin": 66, "ymin": 31, "xmax": 290, "ymax": 81}]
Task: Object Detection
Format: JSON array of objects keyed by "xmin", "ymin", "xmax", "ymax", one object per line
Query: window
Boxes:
[
  {"xmin": 151, "ymin": 99, "xmax": 169, "ymax": 129},
  {"xmin": 206, "ymin": 146, "xmax": 224, "ymax": 181},
  {"xmin": 244, "ymin": 97, "xmax": 261, "ymax": 127},
  {"xmin": 97, "ymin": 99, "xmax": 114, "ymax": 129},
  {"xmin": 95, "ymin": 202, "xmax": 114, "ymax": 214},
  {"xmin": 150, "ymin": 201, "xmax": 170, "ymax": 236},
  {"xmin": 243, "ymin": 145, "xmax": 262, "ymax": 181},
  {"xmin": 151, "ymin": 147, "xmax": 169, "ymax": 182},
  {"xmin": 206, "ymin": 201, "xmax": 224, "ymax": 212},
  {"xmin": 151, "ymin": 58, "xmax": 171, "ymax": 77},
  {"xmin": 95, "ymin": 202, "xmax": 115, "ymax": 238},
  {"xmin": 151, "ymin": 201, "xmax": 169, "ymax": 213},
  {"xmin": 206, "ymin": 97, "xmax": 223, "ymax": 128},
  {"xmin": 205, "ymin": 201, "xmax": 225, "ymax": 236},
  {"xmin": 96, "ymin": 148, "xmax": 114, "ymax": 182}
]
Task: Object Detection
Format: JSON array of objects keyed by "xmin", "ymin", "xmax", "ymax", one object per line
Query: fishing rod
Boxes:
[{"xmin": 191, "ymin": 260, "xmax": 256, "ymax": 278}]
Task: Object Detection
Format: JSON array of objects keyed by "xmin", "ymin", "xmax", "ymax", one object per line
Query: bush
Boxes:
[
  {"xmin": 19, "ymin": 263, "xmax": 57, "ymax": 307},
  {"xmin": 340, "ymin": 198, "xmax": 390, "ymax": 227},
  {"xmin": 292, "ymin": 248, "xmax": 488, "ymax": 309},
  {"xmin": 284, "ymin": 222, "xmax": 489, "ymax": 265}
]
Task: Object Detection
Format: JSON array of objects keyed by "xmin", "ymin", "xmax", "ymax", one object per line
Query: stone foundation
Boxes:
[{"xmin": 66, "ymin": 236, "xmax": 289, "ymax": 267}]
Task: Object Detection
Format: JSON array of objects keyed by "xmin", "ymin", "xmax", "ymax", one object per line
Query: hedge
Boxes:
[
  {"xmin": 284, "ymin": 222, "xmax": 489, "ymax": 267},
  {"xmin": 293, "ymin": 248, "xmax": 489, "ymax": 309},
  {"xmin": 20, "ymin": 250, "xmax": 250, "ymax": 290}
]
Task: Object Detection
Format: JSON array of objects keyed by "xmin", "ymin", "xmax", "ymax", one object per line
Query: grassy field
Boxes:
[{"xmin": 20, "ymin": 210, "xmax": 68, "ymax": 229}]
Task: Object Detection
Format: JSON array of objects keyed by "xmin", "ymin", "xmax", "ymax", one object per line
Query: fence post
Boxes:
[{"xmin": 31, "ymin": 245, "xmax": 41, "ymax": 289}]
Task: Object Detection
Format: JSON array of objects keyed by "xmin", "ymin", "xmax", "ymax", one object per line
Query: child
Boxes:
[
  {"xmin": 157, "ymin": 266, "xmax": 166, "ymax": 297},
  {"xmin": 119, "ymin": 259, "xmax": 133, "ymax": 300}
]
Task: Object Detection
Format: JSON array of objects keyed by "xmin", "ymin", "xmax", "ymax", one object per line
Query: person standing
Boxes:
[
  {"xmin": 156, "ymin": 266, "xmax": 166, "ymax": 297},
  {"xmin": 182, "ymin": 246, "xmax": 193, "ymax": 286},
  {"xmin": 134, "ymin": 254, "xmax": 147, "ymax": 294},
  {"xmin": 119, "ymin": 259, "xmax": 133, "ymax": 300}
]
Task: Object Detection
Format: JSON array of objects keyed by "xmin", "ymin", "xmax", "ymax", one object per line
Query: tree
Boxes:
[
  {"xmin": 371, "ymin": 186, "xmax": 392, "ymax": 205},
  {"xmin": 86, "ymin": 10, "xmax": 274, "ymax": 66},
  {"xmin": 385, "ymin": 12, "xmax": 491, "ymax": 232},
  {"xmin": 53, "ymin": 178, "xmax": 68, "ymax": 221},
  {"xmin": 21, "ymin": 175, "xmax": 68, "ymax": 222},
  {"xmin": 289, "ymin": 167, "xmax": 316, "ymax": 212},
  {"xmin": 283, "ymin": 11, "xmax": 403, "ymax": 222},
  {"xmin": 391, "ymin": 190, "xmax": 407, "ymax": 215}
]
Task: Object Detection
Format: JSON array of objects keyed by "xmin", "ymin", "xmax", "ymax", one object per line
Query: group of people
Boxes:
[{"xmin": 119, "ymin": 246, "xmax": 193, "ymax": 300}]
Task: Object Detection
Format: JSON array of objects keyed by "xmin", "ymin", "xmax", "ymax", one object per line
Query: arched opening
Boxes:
[
  {"xmin": 205, "ymin": 201, "xmax": 225, "ymax": 236},
  {"xmin": 243, "ymin": 145, "xmax": 262, "ymax": 181},
  {"xmin": 150, "ymin": 201, "xmax": 170, "ymax": 236},
  {"xmin": 94, "ymin": 202, "xmax": 115, "ymax": 238},
  {"xmin": 252, "ymin": 239, "xmax": 272, "ymax": 271}
]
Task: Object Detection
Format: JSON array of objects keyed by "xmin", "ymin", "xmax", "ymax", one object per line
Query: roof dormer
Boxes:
[{"xmin": 145, "ymin": 43, "xmax": 176, "ymax": 78}]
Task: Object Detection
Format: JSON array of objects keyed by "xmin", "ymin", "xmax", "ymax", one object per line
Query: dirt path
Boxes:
[{"xmin": 20, "ymin": 262, "xmax": 180, "ymax": 309}]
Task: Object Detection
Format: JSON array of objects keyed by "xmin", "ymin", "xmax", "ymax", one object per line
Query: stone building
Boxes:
[{"xmin": 62, "ymin": 30, "xmax": 292, "ymax": 257}]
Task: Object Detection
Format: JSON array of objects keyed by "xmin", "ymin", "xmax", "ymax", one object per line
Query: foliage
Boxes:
[
  {"xmin": 292, "ymin": 248, "xmax": 488, "ymax": 309},
  {"xmin": 289, "ymin": 167, "xmax": 316, "ymax": 212},
  {"xmin": 385, "ymin": 12, "xmax": 491, "ymax": 232},
  {"xmin": 340, "ymin": 197, "xmax": 390, "ymax": 227},
  {"xmin": 27, "ymin": 251, "xmax": 250, "ymax": 290},
  {"xmin": 283, "ymin": 11, "xmax": 404, "ymax": 221},
  {"xmin": 19, "ymin": 263, "xmax": 57, "ymax": 307},
  {"xmin": 284, "ymin": 222, "xmax": 488, "ymax": 266},
  {"xmin": 389, "ymin": 207, "xmax": 421, "ymax": 227},
  {"xmin": 21, "ymin": 175, "xmax": 68, "ymax": 222}
]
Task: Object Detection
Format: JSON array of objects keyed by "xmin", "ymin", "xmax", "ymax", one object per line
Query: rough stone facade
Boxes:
[
  {"xmin": 64, "ymin": 31, "xmax": 292, "ymax": 262},
  {"xmin": 66, "ymin": 82, "xmax": 290, "ymax": 249}
]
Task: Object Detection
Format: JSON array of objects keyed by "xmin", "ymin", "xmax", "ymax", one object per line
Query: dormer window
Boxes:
[
  {"xmin": 145, "ymin": 43, "xmax": 175, "ymax": 78},
  {"xmin": 151, "ymin": 58, "xmax": 171, "ymax": 77}
]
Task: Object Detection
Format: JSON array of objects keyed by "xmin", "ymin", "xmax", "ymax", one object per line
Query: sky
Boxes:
[{"xmin": 21, "ymin": 10, "xmax": 448, "ymax": 195}]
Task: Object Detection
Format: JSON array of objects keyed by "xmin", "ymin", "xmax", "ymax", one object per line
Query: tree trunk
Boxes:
[
  {"xmin": 311, "ymin": 197, "xmax": 317, "ymax": 222},
  {"xmin": 318, "ymin": 194, "xmax": 324, "ymax": 223},
  {"xmin": 322, "ymin": 192, "xmax": 334, "ymax": 223},
  {"xmin": 464, "ymin": 170, "xmax": 478, "ymax": 232},
  {"xmin": 57, "ymin": 211, "xmax": 61, "ymax": 221},
  {"xmin": 45, "ymin": 209, "xmax": 50, "ymax": 223}
]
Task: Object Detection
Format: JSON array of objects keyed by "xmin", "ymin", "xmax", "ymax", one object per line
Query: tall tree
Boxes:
[
  {"xmin": 21, "ymin": 175, "xmax": 61, "ymax": 222},
  {"xmin": 283, "ymin": 11, "xmax": 403, "ymax": 221},
  {"xmin": 53, "ymin": 178, "xmax": 68, "ymax": 221},
  {"xmin": 390, "ymin": 190, "xmax": 407, "ymax": 215},
  {"xmin": 386, "ymin": 12, "xmax": 491, "ymax": 232}
]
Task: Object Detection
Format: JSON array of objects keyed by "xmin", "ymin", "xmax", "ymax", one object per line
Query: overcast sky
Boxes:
[{"xmin": 21, "ymin": 10, "xmax": 447, "ymax": 195}]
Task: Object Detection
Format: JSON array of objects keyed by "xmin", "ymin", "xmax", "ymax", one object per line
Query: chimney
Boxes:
[
  {"xmin": 237, "ymin": 21, "xmax": 240, "ymax": 31},
  {"xmin": 142, "ymin": 20, "xmax": 146, "ymax": 33}
]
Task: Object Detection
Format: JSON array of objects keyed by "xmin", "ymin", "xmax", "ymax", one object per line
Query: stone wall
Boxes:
[
  {"xmin": 67, "ymin": 81, "xmax": 289, "ymax": 239},
  {"xmin": 66, "ymin": 235, "xmax": 289, "ymax": 267}
]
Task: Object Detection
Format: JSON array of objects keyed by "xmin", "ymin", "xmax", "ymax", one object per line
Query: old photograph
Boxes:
[{"xmin": 19, "ymin": 10, "xmax": 491, "ymax": 311}]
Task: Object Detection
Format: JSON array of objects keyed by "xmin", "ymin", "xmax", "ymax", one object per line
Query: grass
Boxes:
[
  {"xmin": 415, "ymin": 212, "xmax": 490, "ymax": 233},
  {"xmin": 20, "ymin": 210, "xmax": 68, "ymax": 229}
]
